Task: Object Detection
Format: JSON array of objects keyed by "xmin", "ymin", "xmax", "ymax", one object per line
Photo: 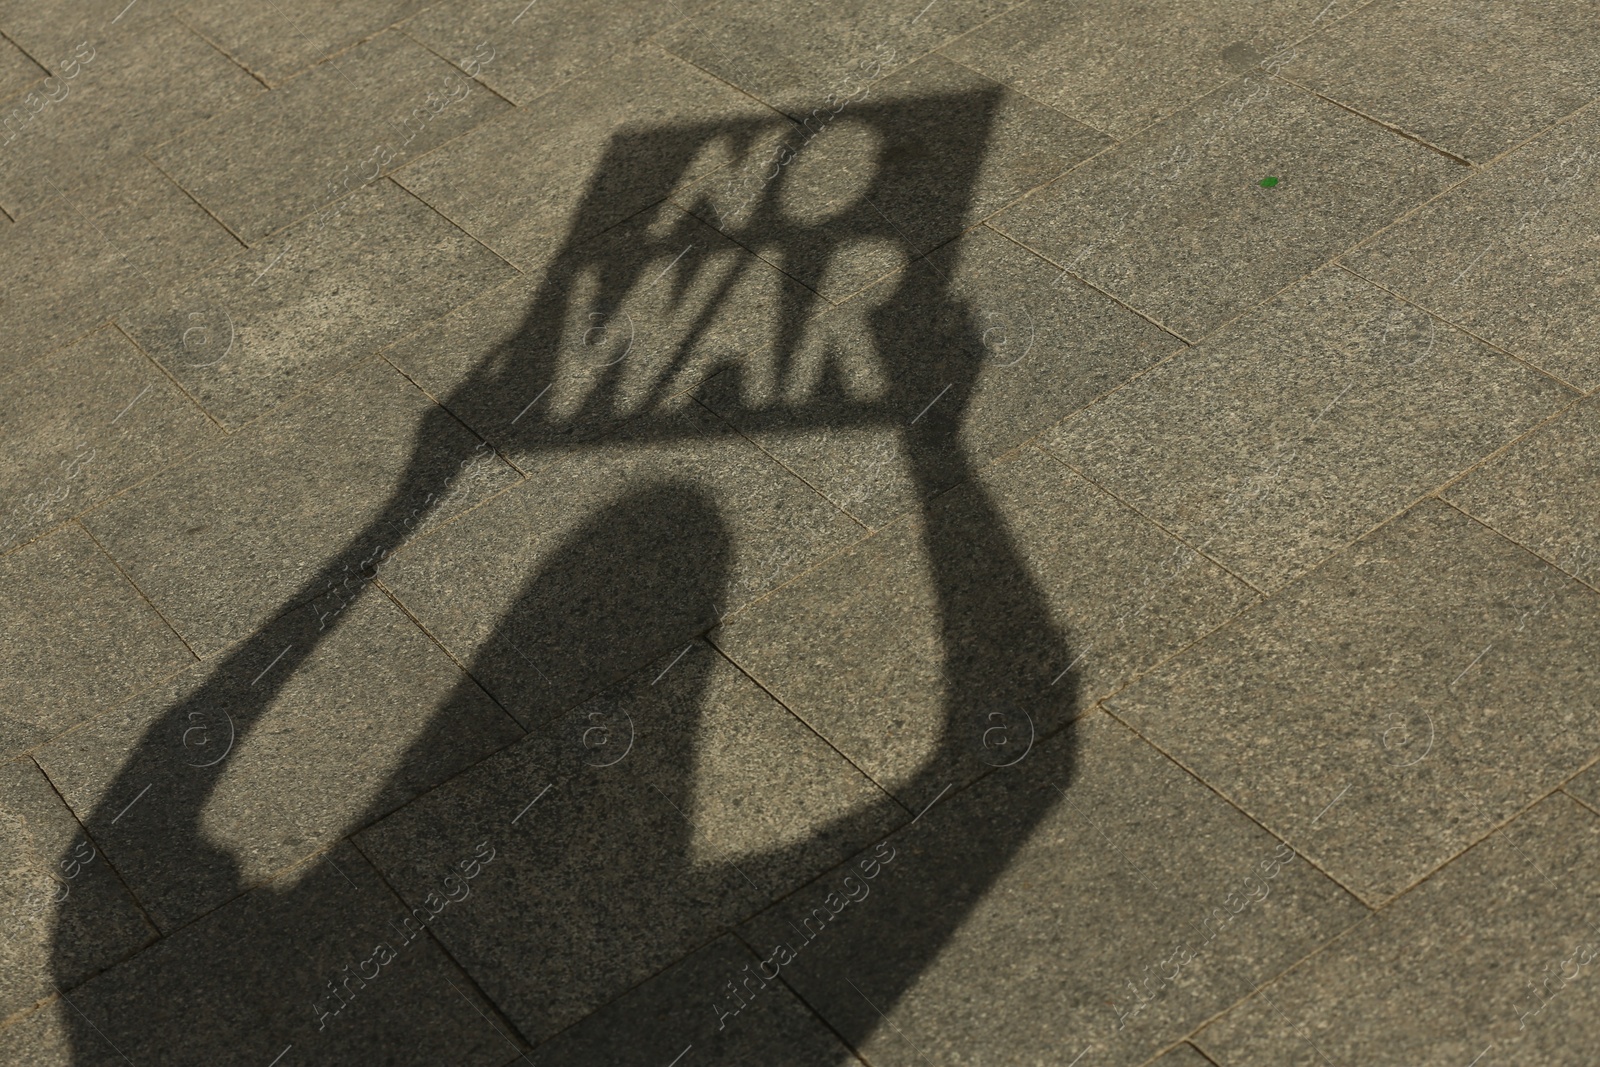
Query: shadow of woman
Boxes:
[{"xmin": 47, "ymin": 86, "xmax": 1080, "ymax": 1064}]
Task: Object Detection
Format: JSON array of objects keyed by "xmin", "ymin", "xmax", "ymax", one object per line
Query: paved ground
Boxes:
[{"xmin": 1, "ymin": 0, "xmax": 1598, "ymax": 1063}]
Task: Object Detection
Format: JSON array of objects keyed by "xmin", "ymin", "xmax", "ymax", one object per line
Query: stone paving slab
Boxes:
[
  {"xmin": 380, "ymin": 397, "xmax": 862, "ymax": 727},
  {"xmin": 0, "ymin": 525, "xmax": 191, "ymax": 761},
  {"xmin": 0, "ymin": 757, "xmax": 153, "ymax": 1026},
  {"xmin": 150, "ymin": 30, "xmax": 509, "ymax": 244},
  {"xmin": 714, "ymin": 446, "xmax": 1255, "ymax": 810},
  {"xmin": 523, "ymin": 934, "xmax": 867, "ymax": 1065},
  {"xmin": 80, "ymin": 359, "xmax": 521, "ymax": 657},
  {"xmin": 0, "ymin": 16, "xmax": 262, "ymax": 218},
  {"xmin": 993, "ymin": 73, "xmax": 1464, "ymax": 340},
  {"xmin": 380, "ymin": 200, "xmax": 816, "ymax": 457},
  {"xmin": 1342, "ymin": 102, "xmax": 1600, "ymax": 391},
  {"xmin": 355, "ymin": 641, "xmax": 902, "ymax": 1045},
  {"xmin": 392, "ymin": 45, "xmax": 777, "ymax": 271},
  {"xmin": 1044, "ymin": 266, "xmax": 1572, "ymax": 591},
  {"xmin": 942, "ymin": 0, "xmax": 1370, "ymax": 138},
  {"xmin": 4, "ymin": 2, "xmax": 1600, "ymax": 1063},
  {"xmin": 1195, "ymin": 795, "xmax": 1600, "ymax": 1067},
  {"xmin": 33, "ymin": 590, "xmax": 521, "ymax": 931},
  {"xmin": 0, "ymin": 158, "xmax": 239, "ymax": 371},
  {"xmin": 0, "ymin": 326, "xmax": 221, "ymax": 553},
  {"xmin": 1276, "ymin": 0, "xmax": 1600, "ymax": 164},
  {"xmin": 1110, "ymin": 499, "xmax": 1600, "ymax": 905},
  {"xmin": 1444, "ymin": 393, "xmax": 1600, "ymax": 590},
  {"xmin": 0, "ymin": 0, "xmax": 187, "ymax": 60},
  {"xmin": 401, "ymin": 0, "xmax": 709, "ymax": 108},
  {"xmin": 739, "ymin": 711, "xmax": 1363, "ymax": 1067},
  {"xmin": 699, "ymin": 225, "xmax": 1184, "ymax": 529},
  {"xmin": 175, "ymin": 0, "xmax": 431, "ymax": 87},
  {"xmin": 659, "ymin": 0, "xmax": 1018, "ymax": 122},
  {"xmin": 120, "ymin": 178, "xmax": 517, "ymax": 429},
  {"xmin": 0, "ymin": 840, "xmax": 518, "ymax": 1066}
]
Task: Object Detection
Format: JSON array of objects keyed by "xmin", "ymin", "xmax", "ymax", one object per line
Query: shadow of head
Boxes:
[{"xmin": 461, "ymin": 477, "xmax": 730, "ymax": 729}]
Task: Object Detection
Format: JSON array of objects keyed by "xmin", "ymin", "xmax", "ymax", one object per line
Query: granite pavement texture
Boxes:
[{"xmin": 2, "ymin": 0, "xmax": 1598, "ymax": 1063}]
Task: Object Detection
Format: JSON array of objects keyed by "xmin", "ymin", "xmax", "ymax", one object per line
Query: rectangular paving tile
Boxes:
[
  {"xmin": 120, "ymin": 179, "xmax": 516, "ymax": 429},
  {"xmin": 0, "ymin": 0, "xmax": 188, "ymax": 59},
  {"xmin": 0, "ymin": 840, "xmax": 516, "ymax": 1065},
  {"xmin": 401, "ymin": 0, "xmax": 705, "ymax": 107},
  {"xmin": 1276, "ymin": 0, "xmax": 1600, "ymax": 163},
  {"xmin": 993, "ymin": 74, "xmax": 1464, "ymax": 340},
  {"xmin": 356, "ymin": 642, "xmax": 902, "ymax": 1045},
  {"xmin": 176, "ymin": 0, "xmax": 430, "ymax": 86},
  {"xmin": 1342, "ymin": 104, "xmax": 1600, "ymax": 390},
  {"xmin": 698, "ymin": 225, "xmax": 1185, "ymax": 529},
  {"xmin": 714, "ymin": 446, "xmax": 1255, "ymax": 810},
  {"xmin": 675, "ymin": 54, "xmax": 1108, "ymax": 304},
  {"xmin": 391, "ymin": 45, "xmax": 778, "ymax": 269},
  {"xmin": 81, "ymin": 359, "xmax": 521, "ymax": 657},
  {"xmin": 1110, "ymin": 499, "xmax": 1600, "ymax": 905},
  {"xmin": 943, "ymin": 0, "xmax": 1369, "ymax": 137},
  {"xmin": 1444, "ymin": 393, "xmax": 1600, "ymax": 589},
  {"xmin": 150, "ymin": 30, "xmax": 509, "ymax": 244},
  {"xmin": 0, "ymin": 325, "xmax": 221, "ymax": 553},
  {"xmin": 380, "ymin": 200, "xmax": 819, "ymax": 457},
  {"xmin": 380, "ymin": 397, "xmax": 862, "ymax": 727},
  {"xmin": 1196, "ymin": 796, "xmax": 1600, "ymax": 1067},
  {"xmin": 659, "ymin": 0, "xmax": 1019, "ymax": 121},
  {"xmin": 739, "ymin": 711, "xmax": 1363, "ymax": 1067},
  {"xmin": 0, "ymin": 525, "xmax": 191, "ymax": 761},
  {"xmin": 0, "ymin": 16, "xmax": 262, "ymax": 217},
  {"xmin": 524, "ymin": 934, "xmax": 866, "ymax": 1065},
  {"xmin": 0, "ymin": 158, "xmax": 240, "ymax": 371},
  {"xmin": 0, "ymin": 757, "xmax": 153, "ymax": 1023},
  {"xmin": 34, "ymin": 591, "xmax": 520, "ymax": 931},
  {"xmin": 1043, "ymin": 266, "xmax": 1571, "ymax": 590}
]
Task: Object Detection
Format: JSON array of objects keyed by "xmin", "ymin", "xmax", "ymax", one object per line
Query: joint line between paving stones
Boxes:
[
  {"xmin": 978, "ymin": 222, "xmax": 1197, "ymax": 346},
  {"xmin": 1135, "ymin": 635, "xmax": 1600, "ymax": 915},
  {"xmin": 388, "ymin": 30, "xmax": 519, "ymax": 111},
  {"xmin": 1175, "ymin": 905, "xmax": 1373, "ymax": 1059},
  {"xmin": 138, "ymin": 152, "xmax": 250, "ymax": 249},
  {"xmin": 1322, "ymin": 101, "xmax": 1600, "ymax": 294},
  {"xmin": 1176, "ymin": 1041, "xmax": 1225, "ymax": 1067},
  {"xmin": 168, "ymin": 12, "xmax": 273, "ymax": 90},
  {"xmin": 1273, "ymin": 71, "xmax": 1474, "ymax": 166},
  {"xmin": 387, "ymin": 176, "xmax": 525, "ymax": 276},
  {"xmin": 1025, "ymin": 443, "xmax": 1267, "ymax": 596},
  {"xmin": 257, "ymin": 0, "xmax": 361, "ymax": 90},
  {"xmin": 72, "ymin": 518, "xmax": 202, "ymax": 661},
  {"xmin": 372, "ymin": 581, "xmax": 531, "ymax": 738},
  {"xmin": 1093, "ymin": 702, "xmax": 1370, "ymax": 909},
  {"xmin": 1334, "ymin": 263, "xmax": 1587, "ymax": 394},
  {"xmin": 725, "ymin": 925, "xmax": 882, "ymax": 1067},
  {"xmin": 684, "ymin": 392, "xmax": 871, "ymax": 537},
  {"xmin": 440, "ymin": 973, "xmax": 538, "ymax": 1067},
  {"xmin": 1434, "ymin": 496, "xmax": 1600, "ymax": 599},
  {"xmin": 24, "ymin": 752, "xmax": 164, "ymax": 949},
  {"xmin": 701, "ymin": 638, "xmax": 911, "ymax": 819},
  {"xmin": 1562, "ymin": 789, "xmax": 1600, "ymax": 822},
  {"xmin": 110, "ymin": 320, "xmax": 232, "ymax": 434},
  {"xmin": 345, "ymin": 833, "xmax": 543, "ymax": 1053}
]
